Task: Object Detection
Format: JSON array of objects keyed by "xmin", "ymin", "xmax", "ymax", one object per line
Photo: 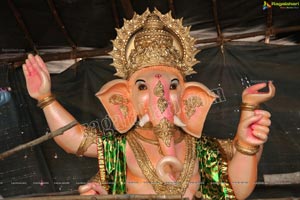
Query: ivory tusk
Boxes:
[
  {"xmin": 139, "ymin": 114, "xmax": 150, "ymax": 127},
  {"xmin": 174, "ymin": 115, "xmax": 186, "ymax": 127}
]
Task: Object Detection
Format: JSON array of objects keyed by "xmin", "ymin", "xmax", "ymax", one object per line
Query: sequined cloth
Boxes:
[{"xmin": 197, "ymin": 136, "xmax": 235, "ymax": 199}]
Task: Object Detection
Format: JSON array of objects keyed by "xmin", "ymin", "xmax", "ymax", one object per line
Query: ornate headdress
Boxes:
[{"xmin": 110, "ymin": 9, "xmax": 199, "ymax": 79}]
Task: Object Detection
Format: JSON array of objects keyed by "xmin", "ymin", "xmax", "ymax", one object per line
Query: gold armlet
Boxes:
[
  {"xmin": 37, "ymin": 94, "xmax": 56, "ymax": 109},
  {"xmin": 234, "ymin": 140, "xmax": 260, "ymax": 156},
  {"xmin": 76, "ymin": 126, "xmax": 99, "ymax": 157},
  {"xmin": 240, "ymin": 102, "xmax": 259, "ymax": 112},
  {"xmin": 217, "ymin": 139, "xmax": 234, "ymax": 161}
]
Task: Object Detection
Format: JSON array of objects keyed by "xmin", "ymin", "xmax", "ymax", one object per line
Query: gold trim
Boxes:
[
  {"xmin": 97, "ymin": 136, "xmax": 109, "ymax": 191},
  {"xmin": 132, "ymin": 129, "xmax": 185, "ymax": 146},
  {"xmin": 216, "ymin": 139, "xmax": 234, "ymax": 161}
]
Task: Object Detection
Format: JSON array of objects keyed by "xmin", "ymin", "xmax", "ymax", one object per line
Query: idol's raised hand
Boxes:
[
  {"xmin": 242, "ymin": 81, "xmax": 275, "ymax": 105},
  {"xmin": 236, "ymin": 81, "xmax": 276, "ymax": 147},
  {"xmin": 22, "ymin": 54, "xmax": 51, "ymax": 101}
]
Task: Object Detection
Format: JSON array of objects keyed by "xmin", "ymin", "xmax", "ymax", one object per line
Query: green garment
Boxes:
[{"xmin": 97, "ymin": 133, "xmax": 235, "ymax": 199}]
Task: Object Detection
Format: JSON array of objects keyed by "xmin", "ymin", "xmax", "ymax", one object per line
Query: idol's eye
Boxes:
[
  {"xmin": 170, "ymin": 79, "xmax": 179, "ymax": 90},
  {"xmin": 136, "ymin": 79, "xmax": 147, "ymax": 90},
  {"xmin": 138, "ymin": 84, "xmax": 147, "ymax": 90}
]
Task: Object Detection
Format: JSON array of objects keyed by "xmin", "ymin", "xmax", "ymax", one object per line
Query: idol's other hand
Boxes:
[
  {"xmin": 78, "ymin": 182, "xmax": 108, "ymax": 195},
  {"xmin": 236, "ymin": 110, "xmax": 271, "ymax": 147}
]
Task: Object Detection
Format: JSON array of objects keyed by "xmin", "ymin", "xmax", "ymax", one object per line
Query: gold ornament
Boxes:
[
  {"xmin": 154, "ymin": 80, "xmax": 168, "ymax": 113},
  {"xmin": 154, "ymin": 80, "xmax": 164, "ymax": 97},
  {"xmin": 76, "ymin": 125, "xmax": 100, "ymax": 157},
  {"xmin": 184, "ymin": 96, "xmax": 203, "ymax": 118},
  {"xmin": 109, "ymin": 94, "xmax": 129, "ymax": 116},
  {"xmin": 109, "ymin": 9, "xmax": 199, "ymax": 79},
  {"xmin": 153, "ymin": 118, "xmax": 176, "ymax": 147},
  {"xmin": 157, "ymin": 97, "xmax": 168, "ymax": 114}
]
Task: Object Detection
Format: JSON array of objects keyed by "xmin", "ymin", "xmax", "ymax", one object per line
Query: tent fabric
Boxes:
[
  {"xmin": 0, "ymin": 0, "xmax": 299, "ymax": 55},
  {"xmin": 0, "ymin": 42, "xmax": 299, "ymax": 198}
]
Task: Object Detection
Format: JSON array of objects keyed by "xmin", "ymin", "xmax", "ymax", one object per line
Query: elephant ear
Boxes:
[
  {"xmin": 96, "ymin": 79, "xmax": 137, "ymax": 133},
  {"xmin": 180, "ymin": 82, "xmax": 217, "ymax": 138}
]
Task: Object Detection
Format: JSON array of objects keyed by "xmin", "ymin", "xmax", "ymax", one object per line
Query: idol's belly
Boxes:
[{"xmin": 126, "ymin": 168, "xmax": 201, "ymax": 200}]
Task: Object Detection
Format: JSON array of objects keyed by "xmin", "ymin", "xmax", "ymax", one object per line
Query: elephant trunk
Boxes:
[
  {"xmin": 156, "ymin": 156, "xmax": 183, "ymax": 182},
  {"xmin": 149, "ymin": 79, "xmax": 176, "ymax": 155},
  {"xmin": 147, "ymin": 78, "xmax": 183, "ymax": 182}
]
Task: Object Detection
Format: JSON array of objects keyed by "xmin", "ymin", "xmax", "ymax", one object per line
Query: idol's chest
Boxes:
[{"xmin": 124, "ymin": 134, "xmax": 199, "ymax": 195}]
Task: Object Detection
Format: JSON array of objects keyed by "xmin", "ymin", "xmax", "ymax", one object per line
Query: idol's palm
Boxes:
[{"xmin": 22, "ymin": 54, "xmax": 51, "ymax": 100}]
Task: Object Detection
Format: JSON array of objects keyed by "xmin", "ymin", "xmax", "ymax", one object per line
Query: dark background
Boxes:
[{"xmin": 0, "ymin": 0, "xmax": 300, "ymax": 199}]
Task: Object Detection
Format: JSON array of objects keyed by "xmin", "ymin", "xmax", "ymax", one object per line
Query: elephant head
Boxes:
[{"xmin": 95, "ymin": 9, "xmax": 217, "ymax": 183}]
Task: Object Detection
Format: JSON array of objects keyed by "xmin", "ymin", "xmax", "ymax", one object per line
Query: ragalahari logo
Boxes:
[
  {"xmin": 263, "ymin": 1, "xmax": 300, "ymax": 10},
  {"xmin": 263, "ymin": 1, "xmax": 272, "ymax": 10}
]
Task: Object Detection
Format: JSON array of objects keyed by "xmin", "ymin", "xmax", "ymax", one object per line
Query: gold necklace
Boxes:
[
  {"xmin": 132, "ymin": 129, "xmax": 185, "ymax": 145},
  {"xmin": 127, "ymin": 130, "xmax": 196, "ymax": 195}
]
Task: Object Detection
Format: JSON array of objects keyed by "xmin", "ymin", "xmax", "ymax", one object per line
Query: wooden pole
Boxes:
[
  {"xmin": 4, "ymin": 194, "xmax": 187, "ymax": 200},
  {"xmin": 7, "ymin": 0, "xmax": 38, "ymax": 53},
  {"xmin": 120, "ymin": 0, "xmax": 134, "ymax": 19},
  {"xmin": 47, "ymin": 0, "xmax": 77, "ymax": 49},
  {"xmin": 1, "ymin": 47, "xmax": 111, "ymax": 68},
  {"xmin": 265, "ymin": 0, "xmax": 273, "ymax": 43},
  {"xmin": 111, "ymin": 0, "xmax": 120, "ymax": 28},
  {"xmin": 0, "ymin": 121, "xmax": 78, "ymax": 160},
  {"xmin": 211, "ymin": 0, "xmax": 223, "ymax": 43},
  {"xmin": 1, "ymin": 26, "xmax": 299, "ymax": 66},
  {"xmin": 196, "ymin": 25, "xmax": 300, "ymax": 44},
  {"xmin": 168, "ymin": 0, "xmax": 176, "ymax": 18}
]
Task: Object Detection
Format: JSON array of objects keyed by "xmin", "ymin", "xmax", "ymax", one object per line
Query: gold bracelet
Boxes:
[
  {"xmin": 240, "ymin": 102, "xmax": 259, "ymax": 111},
  {"xmin": 37, "ymin": 95, "xmax": 56, "ymax": 109},
  {"xmin": 234, "ymin": 140, "xmax": 260, "ymax": 156}
]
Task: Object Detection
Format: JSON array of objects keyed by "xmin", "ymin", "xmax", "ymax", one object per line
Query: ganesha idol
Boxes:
[{"xmin": 23, "ymin": 9, "xmax": 275, "ymax": 200}]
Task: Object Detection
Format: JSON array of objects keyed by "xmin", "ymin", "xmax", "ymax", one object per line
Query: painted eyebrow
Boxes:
[
  {"xmin": 171, "ymin": 78, "xmax": 179, "ymax": 83},
  {"xmin": 135, "ymin": 79, "xmax": 146, "ymax": 84}
]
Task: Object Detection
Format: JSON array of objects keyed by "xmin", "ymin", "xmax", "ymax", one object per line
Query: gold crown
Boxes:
[{"xmin": 109, "ymin": 9, "xmax": 199, "ymax": 79}]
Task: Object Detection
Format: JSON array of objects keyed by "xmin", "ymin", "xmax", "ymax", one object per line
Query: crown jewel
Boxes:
[{"xmin": 110, "ymin": 9, "xmax": 199, "ymax": 79}]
